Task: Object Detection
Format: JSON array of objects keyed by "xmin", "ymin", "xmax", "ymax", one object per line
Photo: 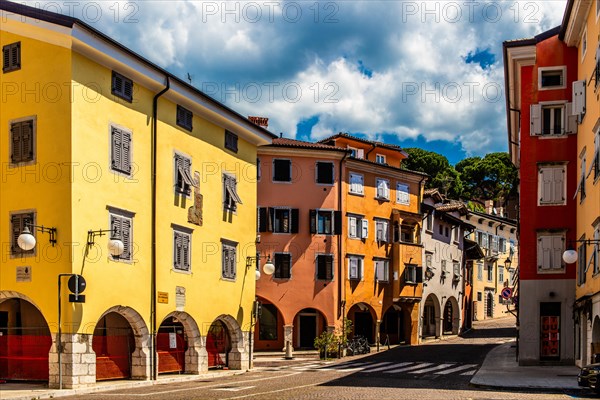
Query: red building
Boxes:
[{"xmin": 504, "ymin": 27, "xmax": 578, "ymax": 365}]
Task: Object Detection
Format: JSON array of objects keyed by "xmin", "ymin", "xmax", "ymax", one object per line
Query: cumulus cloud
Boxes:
[{"xmin": 21, "ymin": 0, "xmax": 567, "ymax": 157}]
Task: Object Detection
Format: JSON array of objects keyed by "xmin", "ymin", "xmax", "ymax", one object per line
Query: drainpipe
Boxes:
[
  {"xmin": 151, "ymin": 77, "xmax": 170, "ymax": 381},
  {"xmin": 338, "ymin": 151, "xmax": 348, "ymax": 322},
  {"xmin": 365, "ymin": 144, "xmax": 377, "ymax": 159}
]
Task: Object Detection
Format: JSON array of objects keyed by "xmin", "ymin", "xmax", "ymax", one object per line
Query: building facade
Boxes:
[
  {"xmin": 504, "ymin": 26, "xmax": 578, "ymax": 365},
  {"xmin": 561, "ymin": 0, "xmax": 600, "ymax": 368},
  {"xmin": 1, "ymin": 2, "xmax": 273, "ymax": 387}
]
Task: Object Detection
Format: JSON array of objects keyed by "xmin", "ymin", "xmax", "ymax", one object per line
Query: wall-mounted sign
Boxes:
[
  {"xmin": 16, "ymin": 266, "xmax": 31, "ymax": 282},
  {"xmin": 157, "ymin": 291, "xmax": 168, "ymax": 304}
]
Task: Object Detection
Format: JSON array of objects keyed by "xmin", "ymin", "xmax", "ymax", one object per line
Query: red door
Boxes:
[{"xmin": 206, "ymin": 321, "xmax": 230, "ymax": 368}]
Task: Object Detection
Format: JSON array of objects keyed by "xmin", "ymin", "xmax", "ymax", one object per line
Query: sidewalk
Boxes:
[{"xmin": 471, "ymin": 340, "xmax": 582, "ymax": 390}]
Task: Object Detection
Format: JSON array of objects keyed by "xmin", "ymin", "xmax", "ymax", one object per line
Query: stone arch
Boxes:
[
  {"xmin": 159, "ymin": 311, "xmax": 202, "ymax": 374},
  {"xmin": 422, "ymin": 294, "xmax": 441, "ymax": 338},
  {"xmin": 254, "ymin": 297, "xmax": 285, "ymax": 352},
  {"xmin": 442, "ymin": 296, "xmax": 460, "ymax": 335},
  {"xmin": 209, "ymin": 314, "xmax": 246, "ymax": 370},
  {"xmin": 293, "ymin": 307, "xmax": 329, "ymax": 349},
  {"xmin": 0, "ymin": 290, "xmax": 49, "ymax": 325},
  {"xmin": 348, "ymin": 302, "xmax": 377, "ymax": 344},
  {"xmin": 381, "ymin": 304, "xmax": 409, "ymax": 345},
  {"xmin": 95, "ymin": 306, "xmax": 151, "ymax": 380}
]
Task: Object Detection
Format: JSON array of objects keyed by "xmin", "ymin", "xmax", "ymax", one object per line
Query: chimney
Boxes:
[{"xmin": 485, "ymin": 200, "xmax": 494, "ymax": 215}]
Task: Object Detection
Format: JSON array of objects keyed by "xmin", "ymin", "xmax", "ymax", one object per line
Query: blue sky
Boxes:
[{"xmin": 22, "ymin": 1, "xmax": 567, "ymax": 164}]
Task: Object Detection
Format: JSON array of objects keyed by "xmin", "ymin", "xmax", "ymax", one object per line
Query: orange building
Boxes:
[
  {"xmin": 254, "ymin": 139, "xmax": 348, "ymax": 354},
  {"xmin": 320, "ymin": 134, "xmax": 428, "ymax": 345}
]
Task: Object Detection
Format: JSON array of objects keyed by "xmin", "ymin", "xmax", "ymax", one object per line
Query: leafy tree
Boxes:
[
  {"xmin": 402, "ymin": 148, "xmax": 463, "ymax": 198},
  {"xmin": 455, "ymin": 152, "xmax": 517, "ymax": 203}
]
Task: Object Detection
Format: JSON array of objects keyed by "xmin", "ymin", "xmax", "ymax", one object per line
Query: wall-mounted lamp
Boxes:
[
  {"xmin": 562, "ymin": 239, "xmax": 600, "ymax": 264},
  {"xmin": 504, "ymin": 257, "xmax": 512, "ymax": 269},
  {"xmin": 87, "ymin": 228, "xmax": 124, "ymax": 257},
  {"xmin": 17, "ymin": 223, "xmax": 57, "ymax": 251},
  {"xmin": 246, "ymin": 252, "xmax": 275, "ymax": 280}
]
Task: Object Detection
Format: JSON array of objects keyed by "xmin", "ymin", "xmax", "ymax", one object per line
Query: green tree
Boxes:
[
  {"xmin": 402, "ymin": 148, "xmax": 463, "ymax": 198},
  {"xmin": 455, "ymin": 152, "xmax": 517, "ymax": 203}
]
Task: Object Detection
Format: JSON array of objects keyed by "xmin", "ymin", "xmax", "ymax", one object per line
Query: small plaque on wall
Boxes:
[
  {"xmin": 16, "ymin": 266, "xmax": 32, "ymax": 282},
  {"xmin": 176, "ymin": 286, "xmax": 186, "ymax": 310},
  {"xmin": 157, "ymin": 291, "xmax": 168, "ymax": 304}
]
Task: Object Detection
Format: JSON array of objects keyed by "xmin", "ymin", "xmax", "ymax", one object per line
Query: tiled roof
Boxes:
[
  {"xmin": 435, "ymin": 201, "xmax": 467, "ymax": 213},
  {"xmin": 318, "ymin": 132, "xmax": 404, "ymax": 152},
  {"xmin": 267, "ymin": 137, "xmax": 350, "ymax": 152}
]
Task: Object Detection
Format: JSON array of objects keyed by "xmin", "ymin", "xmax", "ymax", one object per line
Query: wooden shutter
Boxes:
[
  {"xmin": 11, "ymin": 122, "xmax": 22, "ymax": 162},
  {"xmin": 274, "ymin": 253, "xmax": 284, "ymax": 278},
  {"xmin": 123, "ymin": 79, "xmax": 133, "ymax": 101},
  {"xmin": 361, "ymin": 218, "xmax": 368, "ymax": 239},
  {"xmin": 333, "ymin": 211, "xmax": 342, "ymax": 235},
  {"xmin": 573, "ymin": 80, "xmax": 586, "ymax": 120},
  {"xmin": 349, "ymin": 217, "xmax": 356, "ymax": 237},
  {"xmin": 552, "ymin": 236, "xmax": 563, "ymax": 269},
  {"xmin": 283, "ymin": 254, "xmax": 291, "ymax": 278},
  {"xmin": 375, "ymin": 261, "xmax": 384, "ymax": 281},
  {"xmin": 291, "ymin": 209, "xmax": 299, "ymax": 233},
  {"xmin": 357, "ymin": 149, "xmax": 364, "ymax": 159},
  {"xmin": 121, "ymin": 217, "xmax": 131, "ymax": 260},
  {"xmin": 530, "ymin": 104, "xmax": 541, "ymax": 135},
  {"xmin": 258, "ymin": 207, "xmax": 268, "ymax": 232},
  {"xmin": 566, "ymin": 102, "xmax": 577, "ymax": 134},
  {"xmin": 122, "ymin": 130, "xmax": 132, "ymax": 174},
  {"xmin": 21, "ymin": 120, "xmax": 33, "ymax": 161},
  {"xmin": 325, "ymin": 255, "xmax": 333, "ymax": 280},
  {"xmin": 174, "ymin": 232, "xmax": 183, "ymax": 269},
  {"xmin": 416, "ymin": 266, "xmax": 423, "ymax": 283},
  {"xmin": 554, "ymin": 166, "xmax": 565, "ymax": 203},
  {"xmin": 111, "ymin": 127, "xmax": 121, "ymax": 170},
  {"xmin": 538, "ymin": 236, "xmax": 551, "ymax": 270},
  {"xmin": 11, "ymin": 214, "xmax": 21, "ymax": 254},
  {"xmin": 268, "ymin": 207, "xmax": 275, "ymax": 232},
  {"xmin": 539, "ymin": 167, "xmax": 553, "ymax": 204},
  {"xmin": 349, "ymin": 258, "xmax": 358, "ymax": 279},
  {"xmin": 112, "ymin": 72, "xmax": 122, "ymax": 94},
  {"xmin": 2, "ymin": 45, "xmax": 9, "ymax": 71},
  {"xmin": 309, "ymin": 209, "xmax": 317, "ymax": 234},
  {"xmin": 397, "ymin": 183, "xmax": 409, "ymax": 204}
]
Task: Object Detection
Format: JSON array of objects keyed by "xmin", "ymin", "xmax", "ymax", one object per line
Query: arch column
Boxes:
[
  {"xmin": 282, "ymin": 324, "xmax": 294, "ymax": 355},
  {"xmin": 48, "ymin": 333, "xmax": 96, "ymax": 389}
]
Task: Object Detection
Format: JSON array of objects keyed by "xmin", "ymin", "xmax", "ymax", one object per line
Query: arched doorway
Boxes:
[
  {"xmin": 206, "ymin": 320, "xmax": 231, "ymax": 368},
  {"xmin": 294, "ymin": 308, "xmax": 328, "ymax": 349},
  {"xmin": 422, "ymin": 294, "xmax": 440, "ymax": 338},
  {"xmin": 0, "ymin": 295, "xmax": 51, "ymax": 381},
  {"xmin": 381, "ymin": 305, "xmax": 405, "ymax": 344},
  {"xmin": 443, "ymin": 297, "xmax": 460, "ymax": 335},
  {"xmin": 254, "ymin": 299, "xmax": 284, "ymax": 351},
  {"xmin": 157, "ymin": 317, "xmax": 186, "ymax": 374},
  {"xmin": 93, "ymin": 312, "xmax": 135, "ymax": 380},
  {"xmin": 486, "ymin": 292, "xmax": 494, "ymax": 318},
  {"xmin": 348, "ymin": 303, "xmax": 375, "ymax": 344}
]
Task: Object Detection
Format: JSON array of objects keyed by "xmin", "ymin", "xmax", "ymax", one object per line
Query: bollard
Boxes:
[{"xmin": 284, "ymin": 340, "xmax": 294, "ymax": 360}]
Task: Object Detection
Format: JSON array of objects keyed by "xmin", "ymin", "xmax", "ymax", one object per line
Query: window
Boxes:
[
  {"xmin": 375, "ymin": 259, "xmax": 389, "ymax": 282},
  {"xmin": 400, "ymin": 221, "xmax": 417, "ymax": 243},
  {"xmin": 538, "ymin": 164, "xmax": 566, "ymax": 205},
  {"xmin": 10, "ymin": 118, "xmax": 34, "ymax": 164},
  {"xmin": 3, "ymin": 42, "xmax": 20, "ymax": 73},
  {"xmin": 426, "ymin": 212, "xmax": 433, "ymax": 232},
  {"xmin": 111, "ymin": 71, "xmax": 133, "ymax": 102},
  {"xmin": 258, "ymin": 304, "xmax": 278, "ymax": 340},
  {"xmin": 10, "ymin": 211, "xmax": 35, "ymax": 256},
  {"xmin": 477, "ymin": 292, "xmax": 482, "ymax": 302},
  {"xmin": 453, "ymin": 226, "xmax": 460, "ymax": 244},
  {"xmin": 537, "ymin": 233, "xmax": 565, "ymax": 272},
  {"xmin": 499, "ymin": 266, "xmax": 504, "ymax": 284},
  {"xmin": 582, "ymin": 28, "xmax": 588, "ymax": 60},
  {"xmin": 530, "ymin": 103, "xmax": 576, "ymax": 136},
  {"xmin": 486, "ymin": 263, "xmax": 493, "ymax": 281},
  {"xmin": 110, "ymin": 210, "xmax": 133, "ymax": 261},
  {"xmin": 539, "ymin": 67, "xmax": 565, "ymax": 89},
  {"xmin": 273, "ymin": 159, "xmax": 291, "ymax": 182},
  {"xmin": 453, "ymin": 261, "xmax": 460, "ymax": 280},
  {"xmin": 310, "ymin": 209, "xmax": 341, "ymax": 235},
  {"xmin": 349, "ymin": 173, "xmax": 364, "ymax": 194},
  {"xmin": 444, "ymin": 226, "xmax": 449, "ymax": 237},
  {"xmin": 176, "ymin": 105, "xmax": 193, "ymax": 131},
  {"xmin": 258, "ymin": 207, "xmax": 298, "ymax": 233},
  {"xmin": 221, "ymin": 240, "xmax": 237, "ymax": 280},
  {"xmin": 274, "ymin": 253, "xmax": 291, "ymax": 279},
  {"xmin": 404, "ymin": 264, "xmax": 422, "ymax": 284},
  {"xmin": 477, "ymin": 261, "xmax": 483, "ymax": 281},
  {"xmin": 316, "ymin": 162, "xmax": 334, "ymax": 184},
  {"xmin": 543, "ymin": 105, "xmax": 564, "ymax": 135},
  {"xmin": 173, "ymin": 228, "xmax": 191, "ymax": 272},
  {"xmin": 573, "ymin": 80, "xmax": 586, "ymax": 122},
  {"xmin": 316, "ymin": 254, "xmax": 334, "ymax": 280},
  {"xmin": 491, "ymin": 235, "xmax": 499, "ymax": 254},
  {"xmin": 592, "ymin": 129, "xmax": 600, "ymax": 180},
  {"xmin": 257, "ymin": 158, "xmax": 261, "ymax": 181},
  {"xmin": 348, "ymin": 215, "xmax": 367, "ymax": 239},
  {"xmin": 375, "ymin": 219, "xmax": 389, "ymax": 242},
  {"xmin": 110, "ymin": 125, "xmax": 132, "ymax": 175},
  {"xmin": 225, "ymin": 130, "xmax": 238, "ymax": 153},
  {"xmin": 223, "ymin": 173, "xmax": 242, "ymax": 211},
  {"xmin": 441, "ymin": 260, "xmax": 448, "ymax": 276},
  {"xmin": 272, "ymin": 208, "xmax": 291, "ymax": 233},
  {"xmin": 578, "ymin": 239, "xmax": 587, "ymax": 286},
  {"xmin": 174, "ymin": 153, "xmax": 194, "ymax": 195},
  {"xmin": 396, "ymin": 183, "xmax": 410, "ymax": 205},
  {"xmin": 576, "ymin": 150, "xmax": 586, "ymax": 202},
  {"xmin": 376, "ymin": 154, "xmax": 386, "ymax": 164},
  {"xmin": 499, "ymin": 237, "xmax": 506, "ymax": 253},
  {"xmin": 593, "ymin": 226, "xmax": 600, "ymax": 275},
  {"xmin": 376, "ymin": 178, "xmax": 390, "ymax": 200},
  {"xmin": 348, "ymin": 255, "xmax": 363, "ymax": 280}
]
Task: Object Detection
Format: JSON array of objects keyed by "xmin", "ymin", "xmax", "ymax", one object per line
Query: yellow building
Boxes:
[
  {"xmin": 320, "ymin": 134, "xmax": 428, "ymax": 345},
  {"xmin": 561, "ymin": 0, "xmax": 600, "ymax": 368},
  {"xmin": 0, "ymin": 2, "xmax": 273, "ymax": 388},
  {"xmin": 463, "ymin": 209, "xmax": 517, "ymax": 321}
]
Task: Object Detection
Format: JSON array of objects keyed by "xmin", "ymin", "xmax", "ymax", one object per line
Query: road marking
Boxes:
[
  {"xmin": 410, "ymin": 363, "xmax": 455, "ymax": 374},
  {"xmin": 364, "ymin": 362, "xmax": 413, "ymax": 372},
  {"xmin": 434, "ymin": 364, "xmax": 478, "ymax": 375},
  {"xmin": 383, "ymin": 362, "xmax": 433, "ymax": 373},
  {"xmin": 221, "ymin": 382, "xmax": 319, "ymax": 399},
  {"xmin": 360, "ymin": 361, "xmax": 395, "ymax": 372},
  {"xmin": 460, "ymin": 369, "xmax": 477, "ymax": 376},
  {"xmin": 213, "ymin": 386, "xmax": 255, "ymax": 392}
]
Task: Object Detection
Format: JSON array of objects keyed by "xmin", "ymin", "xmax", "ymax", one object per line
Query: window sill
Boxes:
[
  {"xmin": 272, "ymin": 180, "xmax": 293, "ymax": 184},
  {"xmin": 221, "ymin": 276, "xmax": 237, "ymax": 282},
  {"xmin": 375, "ymin": 197, "xmax": 390, "ymax": 202},
  {"xmin": 349, "ymin": 192, "xmax": 364, "ymax": 197},
  {"xmin": 172, "ymin": 268, "xmax": 192, "ymax": 275}
]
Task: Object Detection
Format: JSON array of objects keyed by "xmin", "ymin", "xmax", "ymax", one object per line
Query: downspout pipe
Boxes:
[
  {"xmin": 338, "ymin": 151, "xmax": 349, "ymax": 321},
  {"xmin": 151, "ymin": 77, "xmax": 170, "ymax": 381}
]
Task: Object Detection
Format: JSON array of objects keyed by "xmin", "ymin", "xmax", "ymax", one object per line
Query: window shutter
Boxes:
[
  {"xmin": 349, "ymin": 217, "xmax": 356, "ymax": 237},
  {"xmin": 2, "ymin": 46, "xmax": 9, "ymax": 71},
  {"xmin": 349, "ymin": 258, "xmax": 358, "ymax": 279},
  {"xmin": 566, "ymin": 102, "xmax": 578, "ymax": 134},
  {"xmin": 539, "ymin": 168, "xmax": 552, "ymax": 204},
  {"xmin": 333, "ymin": 211, "xmax": 342, "ymax": 235},
  {"xmin": 258, "ymin": 207, "xmax": 268, "ymax": 232},
  {"xmin": 112, "ymin": 73, "xmax": 122, "ymax": 94},
  {"xmin": 357, "ymin": 149, "xmax": 364, "ymax": 159},
  {"xmin": 552, "ymin": 236, "xmax": 563, "ymax": 269},
  {"xmin": 283, "ymin": 254, "xmax": 291, "ymax": 278},
  {"xmin": 111, "ymin": 127, "xmax": 121, "ymax": 170},
  {"xmin": 268, "ymin": 207, "xmax": 275, "ymax": 232},
  {"xmin": 123, "ymin": 80, "xmax": 133, "ymax": 101},
  {"xmin": 11, "ymin": 122, "xmax": 22, "ymax": 162},
  {"xmin": 573, "ymin": 80, "xmax": 586, "ymax": 120},
  {"xmin": 309, "ymin": 209, "xmax": 317, "ymax": 234},
  {"xmin": 325, "ymin": 256, "xmax": 333, "ymax": 280},
  {"xmin": 361, "ymin": 218, "xmax": 368, "ymax": 239},
  {"xmin": 555, "ymin": 167, "xmax": 565, "ymax": 203},
  {"xmin": 11, "ymin": 214, "xmax": 21, "ymax": 253},
  {"xmin": 530, "ymin": 104, "xmax": 541, "ymax": 135},
  {"xmin": 21, "ymin": 120, "xmax": 33, "ymax": 160},
  {"xmin": 174, "ymin": 232, "xmax": 182, "ymax": 269},
  {"xmin": 274, "ymin": 253, "xmax": 283, "ymax": 278},
  {"xmin": 182, "ymin": 234, "xmax": 190, "ymax": 270},
  {"xmin": 121, "ymin": 218, "xmax": 131, "ymax": 260},
  {"xmin": 416, "ymin": 266, "xmax": 423, "ymax": 283},
  {"xmin": 122, "ymin": 130, "xmax": 132, "ymax": 174},
  {"xmin": 291, "ymin": 209, "xmax": 299, "ymax": 233}
]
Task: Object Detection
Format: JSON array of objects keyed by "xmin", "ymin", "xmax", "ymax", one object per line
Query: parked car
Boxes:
[{"xmin": 578, "ymin": 363, "xmax": 600, "ymax": 392}]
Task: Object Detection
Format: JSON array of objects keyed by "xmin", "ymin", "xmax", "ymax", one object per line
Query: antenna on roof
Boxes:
[
  {"xmin": 186, "ymin": 73, "xmax": 193, "ymax": 85},
  {"xmin": 280, "ymin": 132, "xmax": 283, "ymax": 138}
]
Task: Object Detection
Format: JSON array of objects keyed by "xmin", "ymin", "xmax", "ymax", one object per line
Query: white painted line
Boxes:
[
  {"xmin": 213, "ymin": 386, "xmax": 255, "ymax": 392},
  {"xmin": 383, "ymin": 362, "xmax": 433, "ymax": 373},
  {"xmin": 221, "ymin": 382, "xmax": 319, "ymax": 399},
  {"xmin": 364, "ymin": 362, "xmax": 412, "ymax": 372},
  {"xmin": 410, "ymin": 363, "xmax": 455, "ymax": 374},
  {"xmin": 434, "ymin": 364, "xmax": 479, "ymax": 375},
  {"xmin": 460, "ymin": 369, "xmax": 477, "ymax": 376},
  {"xmin": 360, "ymin": 362, "xmax": 395, "ymax": 372}
]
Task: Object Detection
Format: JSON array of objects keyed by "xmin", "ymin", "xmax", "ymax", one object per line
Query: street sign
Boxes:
[
  {"xmin": 68, "ymin": 275, "xmax": 86, "ymax": 294},
  {"xmin": 501, "ymin": 287, "xmax": 513, "ymax": 299}
]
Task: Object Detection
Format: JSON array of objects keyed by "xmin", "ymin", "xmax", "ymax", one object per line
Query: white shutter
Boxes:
[
  {"xmin": 566, "ymin": 102, "xmax": 578, "ymax": 134},
  {"xmin": 384, "ymin": 180, "xmax": 390, "ymax": 199},
  {"xmin": 538, "ymin": 236, "xmax": 553, "ymax": 270},
  {"xmin": 361, "ymin": 218, "xmax": 369, "ymax": 238},
  {"xmin": 357, "ymin": 149, "xmax": 364, "ymax": 159},
  {"xmin": 349, "ymin": 217, "xmax": 357, "ymax": 237},
  {"xmin": 397, "ymin": 183, "xmax": 409, "ymax": 205},
  {"xmin": 539, "ymin": 167, "xmax": 553, "ymax": 204},
  {"xmin": 572, "ymin": 80, "xmax": 586, "ymax": 120},
  {"xmin": 552, "ymin": 236, "xmax": 564, "ymax": 269},
  {"xmin": 349, "ymin": 258, "xmax": 358, "ymax": 279},
  {"xmin": 530, "ymin": 104, "xmax": 541, "ymax": 135}
]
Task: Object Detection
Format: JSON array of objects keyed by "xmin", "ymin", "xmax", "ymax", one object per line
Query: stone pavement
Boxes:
[{"xmin": 470, "ymin": 340, "xmax": 582, "ymax": 390}]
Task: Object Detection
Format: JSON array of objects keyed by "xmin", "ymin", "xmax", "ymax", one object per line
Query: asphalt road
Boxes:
[{"xmin": 65, "ymin": 317, "xmax": 598, "ymax": 400}]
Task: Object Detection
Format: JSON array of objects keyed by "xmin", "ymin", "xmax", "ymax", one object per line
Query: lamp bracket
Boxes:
[
  {"xmin": 87, "ymin": 228, "xmax": 118, "ymax": 247},
  {"xmin": 25, "ymin": 223, "xmax": 57, "ymax": 246}
]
